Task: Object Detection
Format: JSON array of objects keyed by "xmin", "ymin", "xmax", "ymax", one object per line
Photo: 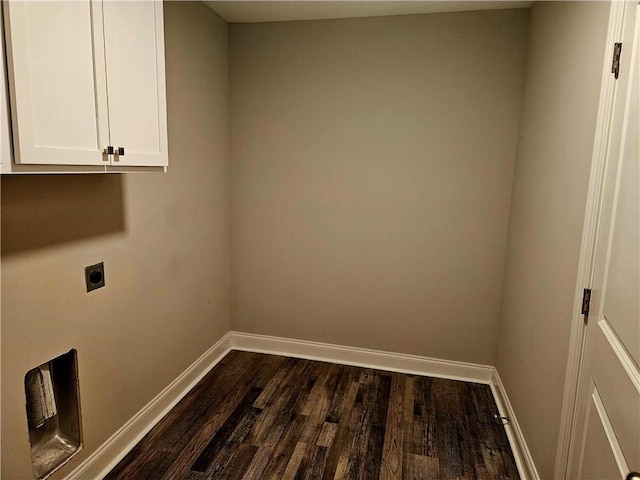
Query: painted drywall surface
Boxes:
[
  {"xmin": 495, "ymin": 2, "xmax": 610, "ymax": 477},
  {"xmin": 230, "ymin": 9, "xmax": 529, "ymax": 365},
  {"xmin": 0, "ymin": 5, "xmax": 10, "ymax": 166},
  {"xmin": 0, "ymin": 2, "xmax": 230, "ymax": 478}
]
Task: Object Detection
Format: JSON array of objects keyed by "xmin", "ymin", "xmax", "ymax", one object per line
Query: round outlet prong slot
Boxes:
[{"xmin": 89, "ymin": 270, "xmax": 103, "ymax": 284}]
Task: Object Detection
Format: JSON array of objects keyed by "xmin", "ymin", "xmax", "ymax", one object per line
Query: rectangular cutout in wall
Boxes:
[{"xmin": 25, "ymin": 349, "xmax": 82, "ymax": 479}]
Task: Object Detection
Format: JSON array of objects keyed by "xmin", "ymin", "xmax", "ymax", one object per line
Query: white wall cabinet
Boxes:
[{"xmin": 2, "ymin": 0, "xmax": 168, "ymax": 173}]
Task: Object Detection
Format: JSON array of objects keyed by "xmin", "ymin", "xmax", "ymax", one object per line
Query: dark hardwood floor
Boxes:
[{"xmin": 105, "ymin": 351, "xmax": 519, "ymax": 480}]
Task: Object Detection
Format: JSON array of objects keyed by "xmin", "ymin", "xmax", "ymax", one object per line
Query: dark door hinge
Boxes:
[
  {"xmin": 612, "ymin": 42, "xmax": 622, "ymax": 79},
  {"xmin": 581, "ymin": 288, "xmax": 592, "ymax": 318}
]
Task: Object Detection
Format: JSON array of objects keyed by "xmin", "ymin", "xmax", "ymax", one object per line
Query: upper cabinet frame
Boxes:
[{"xmin": 1, "ymin": 0, "xmax": 168, "ymax": 173}]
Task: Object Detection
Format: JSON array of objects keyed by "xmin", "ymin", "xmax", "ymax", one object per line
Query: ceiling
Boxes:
[{"xmin": 205, "ymin": 1, "xmax": 533, "ymax": 24}]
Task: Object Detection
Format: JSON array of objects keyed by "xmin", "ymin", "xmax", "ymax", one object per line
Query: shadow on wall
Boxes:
[{"xmin": 1, "ymin": 174, "xmax": 125, "ymax": 255}]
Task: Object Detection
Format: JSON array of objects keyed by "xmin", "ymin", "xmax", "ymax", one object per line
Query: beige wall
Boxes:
[
  {"xmin": 0, "ymin": 2, "xmax": 230, "ymax": 478},
  {"xmin": 495, "ymin": 2, "xmax": 610, "ymax": 478},
  {"xmin": 1, "ymin": 4, "xmax": 615, "ymax": 477},
  {"xmin": 229, "ymin": 9, "xmax": 528, "ymax": 365}
]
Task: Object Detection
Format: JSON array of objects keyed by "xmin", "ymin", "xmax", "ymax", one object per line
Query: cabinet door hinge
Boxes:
[
  {"xmin": 581, "ymin": 288, "xmax": 592, "ymax": 320},
  {"xmin": 612, "ymin": 42, "xmax": 623, "ymax": 79}
]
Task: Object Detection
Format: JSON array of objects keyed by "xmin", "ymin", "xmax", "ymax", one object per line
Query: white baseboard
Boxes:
[
  {"xmin": 65, "ymin": 332, "xmax": 233, "ymax": 480},
  {"xmin": 490, "ymin": 369, "xmax": 540, "ymax": 480},
  {"xmin": 65, "ymin": 331, "xmax": 537, "ymax": 480},
  {"xmin": 229, "ymin": 331, "xmax": 494, "ymax": 384}
]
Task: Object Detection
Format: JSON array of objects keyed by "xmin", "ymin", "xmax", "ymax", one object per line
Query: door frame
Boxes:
[{"xmin": 554, "ymin": 1, "xmax": 634, "ymax": 477}]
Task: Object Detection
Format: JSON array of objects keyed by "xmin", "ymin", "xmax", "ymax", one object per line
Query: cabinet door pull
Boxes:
[
  {"xmin": 117, "ymin": 147, "xmax": 125, "ymax": 156},
  {"xmin": 104, "ymin": 146, "xmax": 114, "ymax": 155}
]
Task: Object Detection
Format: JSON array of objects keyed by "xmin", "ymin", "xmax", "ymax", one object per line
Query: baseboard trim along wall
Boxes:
[
  {"xmin": 65, "ymin": 332, "xmax": 234, "ymax": 480},
  {"xmin": 230, "ymin": 331, "xmax": 495, "ymax": 384},
  {"xmin": 490, "ymin": 369, "xmax": 541, "ymax": 480},
  {"xmin": 65, "ymin": 331, "xmax": 538, "ymax": 479}
]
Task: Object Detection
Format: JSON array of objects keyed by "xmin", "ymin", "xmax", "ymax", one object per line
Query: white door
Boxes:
[
  {"xmin": 3, "ymin": 1, "xmax": 109, "ymax": 166},
  {"xmin": 570, "ymin": 3, "xmax": 640, "ymax": 479},
  {"xmin": 102, "ymin": 1, "xmax": 168, "ymax": 168}
]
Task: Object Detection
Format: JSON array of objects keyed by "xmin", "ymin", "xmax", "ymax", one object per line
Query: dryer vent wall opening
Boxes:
[{"xmin": 24, "ymin": 349, "xmax": 82, "ymax": 479}]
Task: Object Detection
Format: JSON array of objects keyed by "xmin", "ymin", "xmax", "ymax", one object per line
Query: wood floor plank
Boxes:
[
  {"xmin": 316, "ymin": 422, "xmax": 338, "ymax": 448},
  {"xmin": 379, "ymin": 372, "xmax": 404, "ymax": 480},
  {"xmin": 331, "ymin": 383, "xmax": 366, "ymax": 480},
  {"xmin": 343, "ymin": 374, "xmax": 379, "ymax": 479},
  {"xmin": 325, "ymin": 365, "xmax": 358, "ymax": 424},
  {"xmin": 260, "ymin": 413, "xmax": 308, "ymax": 480},
  {"xmin": 401, "ymin": 375, "xmax": 415, "ymax": 478},
  {"xmin": 198, "ymin": 405, "xmax": 263, "ymax": 479},
  {"xmin": 280, "ymin": 441, "xmax": 307, "ymax": 480},
  {"xmin": 300, "ymin": 364, "xmax": 342, "ymax": 440},
  {"xmin": 467, "ymin": 383, "xmax": 520, "ymax": 479},
  {"xmin": 295, "ymin": 363, "xmax": 343, "ymax": 478},
  {"xmin": 184, "ymin": 471, "xmax": 207, "ymax": 480},
  {"xmin": 218, "ymin": 443, "xmax": 259, "ymax": 480},
  {"xmin": 248, "ymin": 359, "xmax": 313, "ymax": 446},
  {"xmin": 321, "ymin": 380, "xmax": 360, "ymax": 480},
  {"xmin": 106, "ymin": 351, "xmax": 520, "ymax": 480},
  {"xmin": 411, "ymin": 376, "xmax": 424, "ymax": 456},
  {"xmin": 158, "ymin": 354, "xmax": 285, "ymax": 480},
  {"xmin": 253, "ymin": 357, "xmax": 298, "ymax": 409},
  {"xmin": 299, "ymin": 363, "xmax": 337, "ymax": 416},
  {"xmin": 243, "ymin": 360, "xmax": 317, "ymax": 478},
  {"xmin": 405, "ymin": 453, "xmax": 441, "ymax": 479},
  {"xmin": 432, "ymin": 378, "xmax": 476, "ymax": 480},
  {"xmin": 105, "ymin": 353, "xmax": 269, "ymax": 480},
  {"xmin": 362, "ymin": 373, "xmax": 391, "ymax": 480},
  {"xmin": 302, "ymin": 445, "xmax": 329, "ymax": 480},
  {"xmin": 212, "ymin": 408, "xmax": 262, "ymax": 478},
  {"xmin": 191, "ymin": 387, "xmax": 263, "ymax": 473},
  {"xmin": 243, "ymin": 426, "xmax": 290, "ymax": 479}
]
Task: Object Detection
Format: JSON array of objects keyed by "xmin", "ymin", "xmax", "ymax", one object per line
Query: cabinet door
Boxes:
[
  {"xmin": 3, "ymin": 1, "xmax": 109, "ymax": 166},
  {"xmin": 102, "ymin": 1, "xmax": 168, "ymax": 167}
]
